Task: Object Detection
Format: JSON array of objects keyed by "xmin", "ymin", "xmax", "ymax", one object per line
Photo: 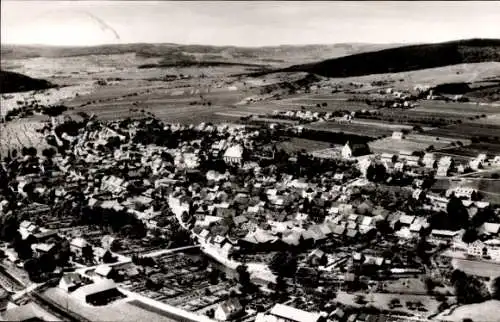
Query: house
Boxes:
[
  {"xmin": 308, "ymin": 249, "xmax": 327, "ymax": 266},
  {"xmin": 423, "ymin": 153, "xmax": 436, "ymax": 168},
  {"xmin": 95, "ymin": 265, "xmax": 115, "ymax": 279},
  {"xmin": 467, "ymin": 240, "xmax": 486, "ymax": 257},
  {"xmin": 392, "ymin": 131, "xmax": 405, "ymax": 140},
  {"xmin": 101, "ymin": 235, "xmax": 118, "ymax": 250},
  {"xmin": 481, "ymin": 223, "xmax": 500, "ymax": 236},
  {"xmin": 437, "ymin": 156, "xmax": 453, "ymax": 176},
  {"xmin": 255, "ymin": 303, "xmax": 322, "ymax": 322},
  {"xmin": 59, "ymin": 272, "xmax": 84, "ymax": 292},
  {"xmin": 342, "ymin": 141, "xmax": 370, "ymax": 159},
  {"xmin": 448, "ymin": 187, "xmax": 476, "ymax": 199},
  {"xmin": 224, "ymin": 145, "xmax": 244, "ymax": 165},
  {"xmin": 429, "ymin": 229, "xmax": 462, "ymax": 244},
  {"xmin": 32, "ymin": 243, "xmax": 56, "ymax": 256},
  {"xmin": 19, "ymin": 221, "xmax": 39, "ymax": 239},
  {"xmin": 214, "ymin": 298, "xmax": 243, "ymax": 321},
  {"xmin": 70, "ymin": 237, "xmax": 92, "ymax": 258}
]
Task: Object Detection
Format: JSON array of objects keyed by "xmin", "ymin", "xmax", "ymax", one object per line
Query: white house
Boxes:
[
  {"xmin": 423, "ymin": 153, "xmax": 436, "ymax": 168},
  {"xmin": 224, "ymin": 145, "xmax": 244, "ymax": 165},
  {"xmin": 392, "ymin": 131, "xmax": 405, "ymax": 140},
  {"xmin": 214, "ymin": 298, "xmax": 243, "ymax": 321}
]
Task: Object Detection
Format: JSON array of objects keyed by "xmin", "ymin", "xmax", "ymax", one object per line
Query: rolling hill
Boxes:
[
  {"xmin": 0, "ymin": 70, "xmax": 55, "ymax": 93},
  {"xmin": 0, "ymin": 43, "xmax": 402, "ymax": 66},
  {"xmin": 282, "ymin": 39, "xmax": 500, "ymax": 78}
]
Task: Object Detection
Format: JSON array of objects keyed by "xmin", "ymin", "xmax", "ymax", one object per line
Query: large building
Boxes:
[{"xmin": 72, "ymin": 279, "xmax": 123, "ymax": 306}]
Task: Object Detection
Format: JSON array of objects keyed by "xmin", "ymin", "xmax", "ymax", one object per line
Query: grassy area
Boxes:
[
  {"xmin": 276, "ymin": 137, "xmax": 333, "ymax": 153},
  {"xmin": 437, "ymin": 300, "xmax": 500, "ymax": 322},
  {"xmin": 305, "ymin": 121, "xmax": 393, "ymax": 138},
  {"xmin": 451, "ymin": 258, "xmax": 500, "ymax": 278},
  {"xmin": 335, "ymin": 291, "xmax": 444, "ymax": 319}
]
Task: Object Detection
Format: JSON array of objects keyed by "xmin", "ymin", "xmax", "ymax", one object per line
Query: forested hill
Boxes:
[
  {"xmin": 282, "ymin": 39, "xmax": 500, "ymax": 77},
  {"xmin": 0, "ymin": 70, "xmax": 55, "ymax": 94}
]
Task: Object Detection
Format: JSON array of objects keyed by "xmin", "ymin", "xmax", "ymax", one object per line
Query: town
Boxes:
[
  {"xmin": 2, "ymin": 2, "xmax": 500, "ymax": 322},
  {"xmin": 1, "ymin": 98, "xmax": 500, "ymax": 321}
]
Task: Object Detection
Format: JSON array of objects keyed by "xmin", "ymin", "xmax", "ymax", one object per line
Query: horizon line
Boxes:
[{"xmin": 2, "ymin": 37, "xmax": 497, "ymax": 49}]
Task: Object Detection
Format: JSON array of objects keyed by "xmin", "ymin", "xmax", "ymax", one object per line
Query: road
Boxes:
[{"xmin": 142, "ymin": 245, "xmax": 200, "ymax": 258}]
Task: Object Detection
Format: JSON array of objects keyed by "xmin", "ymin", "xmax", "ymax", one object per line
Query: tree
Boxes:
[
  {"xmin": 39, "ymin": 253, "xmax": 56, "ymax": 273},
  {"xmin": 269, "ymin": 252, "xmax": 298, "ymax": 278},
  {"xmin": 447, "ymin": 196, "xmax": 469, "ymax": 229},
  {"xmin": 82, "ymin": 246, "xmax": 94, "ymax": 264},
  {"xmin": 462, "ymin": 229, "xmax": 479, "ymax": 243},
  {"xmin": 42, "ymin": 148, "xmax": 56, "ymax": 160},
  {"xmin": 492, "ymin": 276, "xmax": 500, "ymax": 300},
  {"xmin": 236, "ymin": 264, "xmax": 255, "ymax": 293}
]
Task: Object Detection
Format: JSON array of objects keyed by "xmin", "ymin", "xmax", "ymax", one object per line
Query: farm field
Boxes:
[
  {"xmin": 274, "ymin": 97, "xmax": 370, "ymax": 112},
  {"xmin": 304, "ymin": 121, "xmax": 392, "ymax": 138},
  {"xmin": 414, "ymin": 101, "xmax": 500, "ymax": 116},
  {"xmin": 437, "ymin": 142, "xmax": 500, "ymax": 158},
  {"xmin": 276, "ymin": 137, "xmax": 333, "ymax": 153},
  {"xmin": 451, "ymin": 258, "xmax": 500, "ymax": 278},
  {"xmin": 427, "ymin": 123, "xmax": 500, "ymax": 140},
  {"xmin": 350, "ymin": 119, "xmax": 414, "ymax": 131},
  {"xmin": 324, "ymin": 62, "xmax": 500, "ymax": 90}
]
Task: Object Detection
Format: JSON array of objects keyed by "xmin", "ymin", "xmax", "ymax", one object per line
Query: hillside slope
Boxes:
[
  {"xmin": 0, "ymin": 70, "xmax": 55, "ymax": 93},
  {"xmin": 283, "ymin": 39, "xmax": 500, "ymax": 77}
]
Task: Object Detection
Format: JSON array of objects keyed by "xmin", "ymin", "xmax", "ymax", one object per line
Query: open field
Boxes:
[
  {"xmin": 322, "ymin": 62, "xmax": 500, "ymax": 90},
  {"xmin": 437, "ymin": 300, "xmax": 500, "ymax": 322},
  {"xmin": 304, "ymin": 121, "xmax": 392, "ymax": 138},
  {"xmin": 414, "ymin": 101, "xmax": 500, "ymax": 116},
  {"xmin": 439, "ymin": 142, "xmax": 500, "ymax": 158},
  {"xmin": 276, "ymin": 137, "xmax": 333, "ymax": 153},
  {"xmin": 335, "ymin": 291, "xmax": 443, "ymax": 319},
  {"xmin": 427, "ymin": 123, "xmax": 500, "ymax": 140},
  {"xmin": 369, "ymin": 133, "xmax": 460, "ymax": 154},
  {"xmin": 274, "ymin": 96, "xmax": 370, "ymax": 112},
  {"xmin": 452, "ymin": 257, "xmax": 500, "ymax": 277}
]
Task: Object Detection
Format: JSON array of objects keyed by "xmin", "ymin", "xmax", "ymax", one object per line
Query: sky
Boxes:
[{"xmin": 1, "ymin": 1, "xmax": 500, "ymax": 47}]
